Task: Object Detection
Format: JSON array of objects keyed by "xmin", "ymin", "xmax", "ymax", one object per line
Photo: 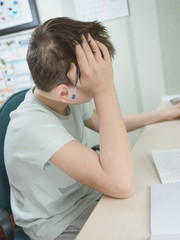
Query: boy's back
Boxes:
[{"xmin": 5, "ymin": 88, "xmax": 101, "ymax": 240}]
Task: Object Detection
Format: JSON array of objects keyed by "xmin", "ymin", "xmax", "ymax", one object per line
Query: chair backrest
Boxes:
[{"xmin": 0, "ymin": 89, "xmax": 29, "ymax": 213}]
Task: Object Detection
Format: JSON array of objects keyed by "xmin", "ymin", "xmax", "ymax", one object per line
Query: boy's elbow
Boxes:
[
  {"xmin": 112, "ymin": 177, "xmax": 135, "ymax": 199},
  {"xmin": 122, "ymin": 180, "xmax": 135, "ymax": 198}
]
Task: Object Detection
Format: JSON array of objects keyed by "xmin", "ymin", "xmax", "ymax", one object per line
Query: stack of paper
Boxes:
[
  {"xmin": 161, "ymin": 94, "xmax": 180, "ymax": 102},
  {"xmin": 151, "ymin": 182, "xmax": 180, "ymax": 240}
]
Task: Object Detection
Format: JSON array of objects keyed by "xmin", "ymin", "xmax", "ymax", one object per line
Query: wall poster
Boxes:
[
  {"xmin": 0, "ymin": 32, "xmax": 33, "ymax": 104},
  {"xmin": 0, "ymin": 0, "xmax": 39, "ymax": 36}
]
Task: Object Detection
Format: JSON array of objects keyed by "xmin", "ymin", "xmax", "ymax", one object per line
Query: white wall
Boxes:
[
  {"xmin": 156, "ymin": 0, "xmax": 180, "ymax": 95},
  {"xmin": 35, "ymin": 0, "xmax": 63, "ymax": 23},
  {"xmin": 128, "ymin": 0, "xmax": 166, "ymax": 112}
]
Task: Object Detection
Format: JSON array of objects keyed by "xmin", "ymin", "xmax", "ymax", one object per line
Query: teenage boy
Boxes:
[{"xmin": 4, "ymin": 17, "xmax": 180, "ymax": 240}]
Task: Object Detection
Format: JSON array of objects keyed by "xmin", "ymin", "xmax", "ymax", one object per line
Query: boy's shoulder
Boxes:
[{"xmin": 9, "ymin": 88, "xmax": 58, "ymax": 128}]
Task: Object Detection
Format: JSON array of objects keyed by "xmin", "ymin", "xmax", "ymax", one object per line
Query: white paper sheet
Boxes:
[
  {"xmin": 150, "ymin": 235, "xmax": 180, "ymax": 240},
  {"xmin": 151, "ymin": 149, "xmax": 180, "ymax": 184},
  {"xmin": 161, "ymin": 95, "xmax": 180, "ymax": 102},
  {"xmin": 151, "ymin": 182, "xmax": 180, "ymax": 237}
]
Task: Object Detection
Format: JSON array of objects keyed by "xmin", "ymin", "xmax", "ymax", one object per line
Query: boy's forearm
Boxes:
[
  {"xmin": 124, "ymin": 103, "xmax": 180, "ymax": 132},
  {"xmin": 74, "ymin": 34, "xmax": 135, "ymax": 198},
  {"xmin": 94, "ymin": 87, "xmax": 135, "ymax": 197},
  {"xmin": 123, "ymin": 110, "xmax": 166, "ymax": 132}
]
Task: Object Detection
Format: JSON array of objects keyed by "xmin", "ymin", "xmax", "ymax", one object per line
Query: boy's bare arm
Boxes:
[
  {"xmin": 50, "ymin": 34, "xmax": 135, "ymax": 199},
  {"xmin": 84, "ymin": 109, "xmax": 99, "ymax": 132},
  {"xmin": 123, "ymin": 103, "xmax": 180, "ymax": 132},
  {"xmin": 85, "ymin": 103, "xmax": 180, "ymax": 133}
]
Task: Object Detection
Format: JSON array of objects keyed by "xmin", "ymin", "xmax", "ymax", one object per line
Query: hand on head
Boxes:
[{"xmin": 68, "ymin": 34, "xmax": 114, "ymax": 98}]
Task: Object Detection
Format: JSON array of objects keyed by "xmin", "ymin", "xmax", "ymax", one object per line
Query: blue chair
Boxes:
[{"xmin": 0, "ymin": 89, "xmax": 30, "ymax": 240}]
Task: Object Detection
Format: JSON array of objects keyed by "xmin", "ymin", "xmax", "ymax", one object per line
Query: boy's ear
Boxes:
[{"xmin": 55, "ymin": 84, "xmax": 71, "ymax": 103}]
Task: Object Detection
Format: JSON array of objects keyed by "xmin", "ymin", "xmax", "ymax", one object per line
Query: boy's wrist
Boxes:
[{"xmin": 93, "ymin": 82, "xmax": 116, "ymax": 99}]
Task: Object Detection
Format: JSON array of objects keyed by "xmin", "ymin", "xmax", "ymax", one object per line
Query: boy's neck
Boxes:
[{"xmin": 33, "ymin": 87, "xmax": 69, "ymax": 116}]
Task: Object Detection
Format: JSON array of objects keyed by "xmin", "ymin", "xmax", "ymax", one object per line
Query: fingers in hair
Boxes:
[
  {"xmin": 95, "ymin": 40, "xmax": 111, "ymax": 62},
  {"xmin": 87, "ymin": 33, "xmax": 102, "ymax": 61}
]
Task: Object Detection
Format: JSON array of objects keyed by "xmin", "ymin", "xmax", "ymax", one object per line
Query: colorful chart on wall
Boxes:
[
  {"xmin": 0, "ymin": 0, "xmax": 39, "ymax": 36},
  {"xmin": 0, "ymin": 0, "xmax": 33, "ymax": 29},
  {"xmin": 0, "ymin": 0, "xmax": 21, "ymax": 22},
  {"xmin": 0, "ymin": 32, "xmax": 33, "ymax": 104}
]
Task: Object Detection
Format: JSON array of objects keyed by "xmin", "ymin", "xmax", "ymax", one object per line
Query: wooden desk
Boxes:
[{"xmin": 76, "ymin": 102, "xmax": 180, "ymax": 240}]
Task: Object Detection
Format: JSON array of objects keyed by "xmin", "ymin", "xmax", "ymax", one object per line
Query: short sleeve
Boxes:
[
  {"xmin": 12, "ymin": 111, "xmax": 75, "ymax": 170},
  {"xmin": 81, "ymin": 100, "xmax": 94, "ymax": 121},
  {"xmin": 36, "ymin": 123, "xmax": 75, "ymax": 169}
]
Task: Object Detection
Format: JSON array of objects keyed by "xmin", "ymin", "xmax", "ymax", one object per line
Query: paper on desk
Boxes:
[
  {"xmin": 151, "ymin": 182, "xmax": 180, "ymax": 237},
  {"xmin": 161, "ymin": 94, "xmax": 180, "ymax": 102},
  {"xmin": 150, "ymin": 235, "xmax": 180, "ymax": 240},
  {"xmin": 151, "ymin": 149, "xmax": 180, "ymax": 184}
]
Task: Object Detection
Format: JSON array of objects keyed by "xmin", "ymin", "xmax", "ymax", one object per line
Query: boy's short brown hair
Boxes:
[{"xmin": 27, "ymin": 17, "xmax": 115, "ymax": 91}]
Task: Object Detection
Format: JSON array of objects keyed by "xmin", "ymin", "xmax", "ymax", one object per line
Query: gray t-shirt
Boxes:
[{"xmin": 4, "ymin": 89, "xmax": 101, "ymax": 240}]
